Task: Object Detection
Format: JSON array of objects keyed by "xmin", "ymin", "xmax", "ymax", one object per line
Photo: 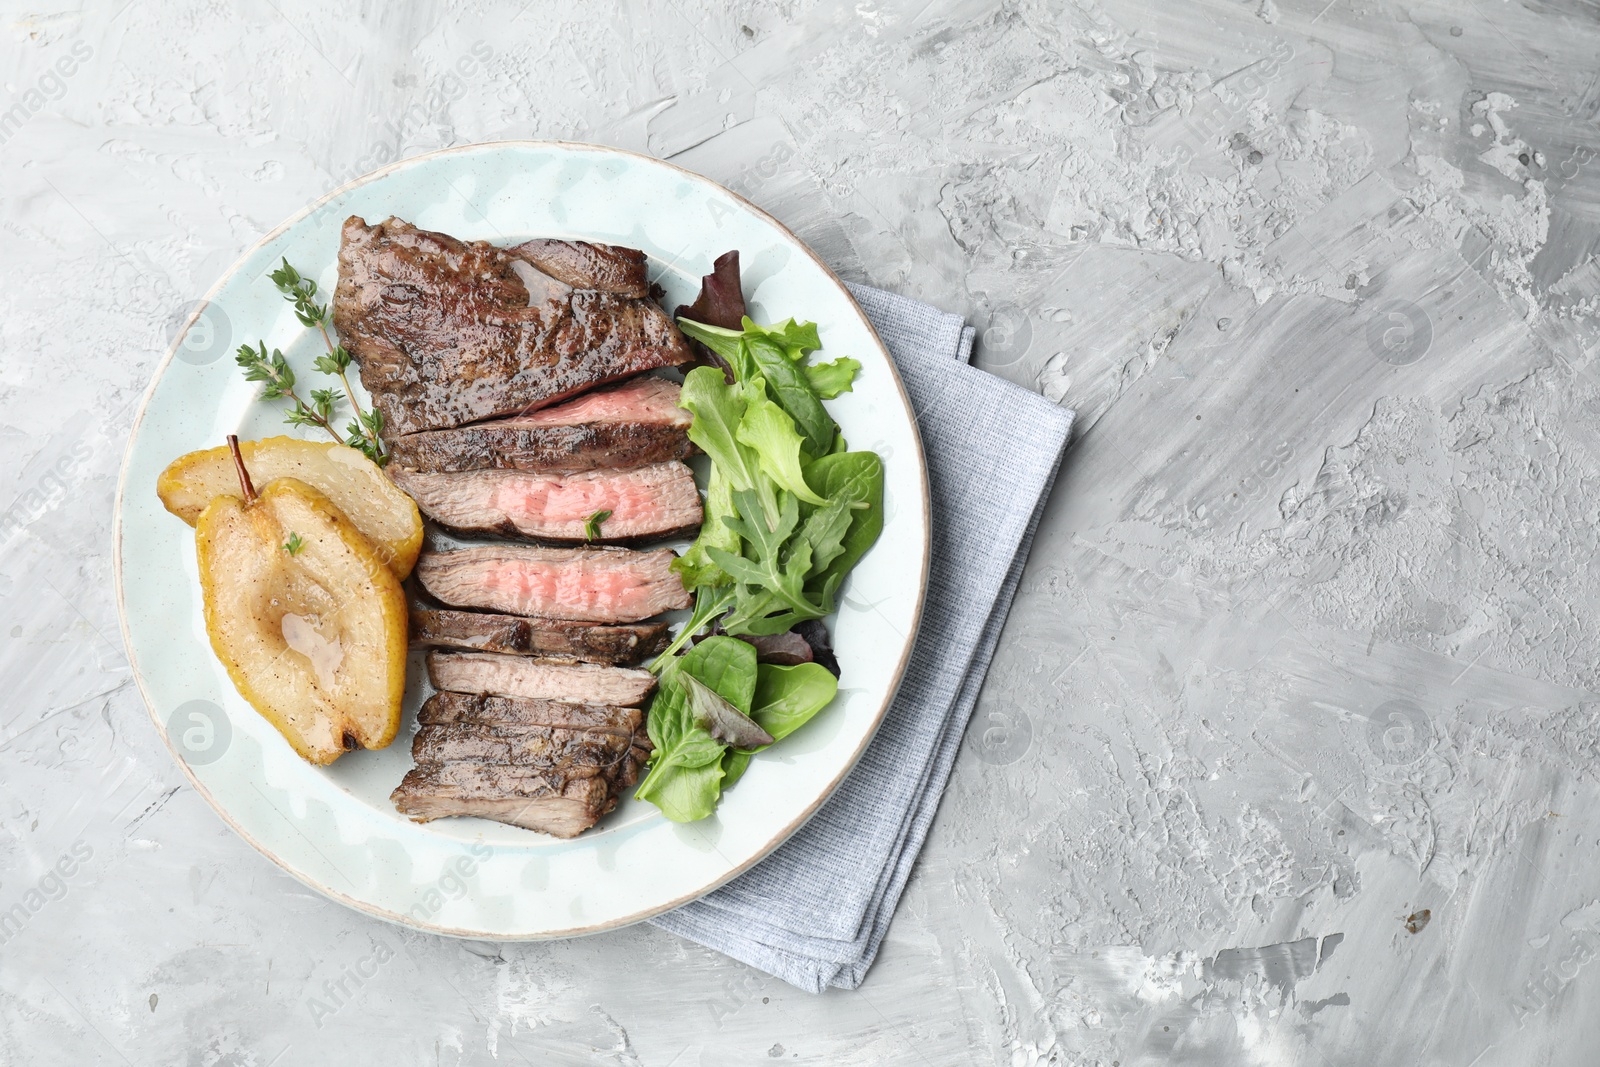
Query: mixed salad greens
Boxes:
[{"xmin": 633, "ymin": 280, "xmax": 885, "ymax": 822}]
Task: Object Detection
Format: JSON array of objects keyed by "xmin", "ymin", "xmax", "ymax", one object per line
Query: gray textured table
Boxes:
[{"xmin": 3, "ymin": 1, "xmax": 1597, "ymax": 1063}]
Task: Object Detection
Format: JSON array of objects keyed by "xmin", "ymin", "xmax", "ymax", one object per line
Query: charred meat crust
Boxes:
[
  {"xmin": 410, "ymin": 608, "xmax": 668, "ymax": 665},
  {"xmin": 333, "ymin": 216, "xmax": 692, "ymax": 437},
  {"xmin": 510, "ymin": 239, "xmax": 650, "ymax": 298},
  {"xmin": 411, "ymin": 722, "xmax": 636, "ymax": 772},
  {"xmin": 384, "ymin": 376, "xmax": 694, "ymax": 474},
  {"xmin": 390, "ymin": 764, "xmax": 623, "ymax": 838},
  {"xmin": 417, "ymin": 691, "xmax": 645, "ymax": 734},
  {"xmin": 392, "ymin": 694, "xmax": 652, "ymax": 837},
  {"xmin": 388, "ymin": 418, "xmax": 694, "ymax": 474}
]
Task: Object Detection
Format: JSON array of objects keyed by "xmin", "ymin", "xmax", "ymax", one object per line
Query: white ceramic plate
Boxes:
[{"xmin": 113, "ymin": 141, "xmax": 929, "ymax": 938}]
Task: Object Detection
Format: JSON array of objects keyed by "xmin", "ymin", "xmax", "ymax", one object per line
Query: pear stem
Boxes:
[{"xmin": 227, "ymin": 435, "xmax": 257, "ymax": 504}]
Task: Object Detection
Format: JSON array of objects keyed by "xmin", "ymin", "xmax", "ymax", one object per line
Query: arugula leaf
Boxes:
[
  {"xmin": 649, "ymin": 586, "xmax": 736, "ymax": 672},
  {"xmin": 804, "ymin": 452, "xmax": 885, "ymax": 610},
  {"xmin": 805, "ymin": 357, "xmax": 861, "ymax": 399},
  {"xmin": 673, "ymin": 466, "xmax": 738, "ymax": 592},
  {"xmin": 709, "ymin": 490, "xmax": 826, "ymax": 620},
  {"xmin": 736, "ymin": 378, "xmax": 826, "ymax": 506}
]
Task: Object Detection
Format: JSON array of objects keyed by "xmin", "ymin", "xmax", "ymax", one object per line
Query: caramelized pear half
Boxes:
[
  {"xmin": 196, "ymin": 473, "xmax": 407, "ymax": 764},
  {"xmin": 160, "ymin": 437, "xmax": 422, "ymax": 578}
]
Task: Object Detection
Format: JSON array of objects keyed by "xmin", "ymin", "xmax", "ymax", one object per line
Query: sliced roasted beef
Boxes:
[
  {"xmin": 427, "ymin": 650, "xmax": 657, "ymax": 706},
  {"xmin": 418, "ymin": 691, "xmax": 644, "ymax": 735},
  {"xmin": 391, "ymin": 461, "xmax": 702, "ymax": 544},
  {"xmin": 385, "ymin": 377, "xmax": 693, "ymax": 473},
  {"xmin": 411, "ymin": 608, "xmax": 667, "ymax": 665},
  {"xmin": 511, "ymin": 239, "xmax": 649, "ymax": 298},
  {"xmin": 412, "ymin": 722, "xmax": 634, "ymax": 771},
  {"xmin": 332, "ymin": 217, "xmax": 693, "ymax": 436},
  {"xmin": 391, "ymin": 763, "xmax": 620, "ymax": 838},
  {"xmin": 415, "ymin": 543, "xmax": 690, "ymax": 623}
]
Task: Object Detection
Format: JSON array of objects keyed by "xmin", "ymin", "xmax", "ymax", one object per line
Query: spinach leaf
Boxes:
[
  {"xmin": 720, "ymin": 748, "xmax": 752, "ymax": 789},
  {"xmin": 746, "ymin": 332, "xmax": 834, "ymax": 454},
  {"xmin": 751, "ymin": 662, "xmax": 839, "ymax": 742},
  {"xmin": 637, "ymin": 760, "xmax": 724, "ymax": 822},
  {"xmin": 721, "ymin": 662, "xmax": 840, "ymax": 793},
  {"xmin": 634, "ymin": 669, "xmax": 726, "ymax": 821},
  {"xmin": 805, "ymin": 357, "xmax": 861, "ymax": 399},
  {"xmin": 676, "ymin": 635, "xmax": 758, "ymax": 712},
  {"xmin": 635, "ymin": 636, "xmax": 759, "ymax": 821}
]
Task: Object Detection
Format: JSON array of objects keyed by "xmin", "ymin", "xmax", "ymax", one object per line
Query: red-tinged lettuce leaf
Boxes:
[
  {"xmin": 676, "ymin": 250, "xmax": 747, "ymax": 329},
  {"xmin": 675, "ymin": 250, "xmax": 747, "ymax": 383}
]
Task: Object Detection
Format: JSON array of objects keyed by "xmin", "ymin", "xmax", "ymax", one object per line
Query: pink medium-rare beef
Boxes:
[
  {"xmin": 410, "ymin": 608, "xmax": 668, "ymax": 665},
  {"xmin": 427, "ymin": 650, "xmax": 657, "ymax": 706},
  {"xmin": 332, "ymin": 217, "xmax": 693, "ymax": 437},
  {"xmin": 414, "ymin": 544, "xmax": 690, "ymax": 623},
  {"xmin": 384, "ymin": 376, "xmax": 694, "ymax": 473},
  {"xmin": 510, "ymin": 239, "xmax": 650, "ymax": 298},
  {"xmin": 389, "ymin": 461, "xmax": 703, "ymax": 544}
]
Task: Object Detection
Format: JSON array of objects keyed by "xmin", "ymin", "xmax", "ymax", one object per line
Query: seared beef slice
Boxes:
[
  {"xmin": 410, "ymin": 609, "xmax": 668, "ymax": 664},
  {"xmin": 333, "ymin": 217, "xmax": 692, "ymax": 436},
  {"xmin": 386, "ymin": 376, "xmax": 693, "ymax": 473},
  {"xmin": 426, "ymin": 651, "xmax": 657, "ymax": 707},
  {"xmin": 415, "ymin": 544, "xmax": 690, "ymax": 623},
  {"xmin": 390, "ymin": 461, "xmax": 702, "ymax": 544}
]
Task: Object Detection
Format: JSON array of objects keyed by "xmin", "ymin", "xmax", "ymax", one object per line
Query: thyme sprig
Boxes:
[
  {"xmin": 235, "ymin": 341, "xmax": 343, "ymax": 444},
  {"xmin": 264, "ymin": 259, "xmax": 387, "ymax": 466}
]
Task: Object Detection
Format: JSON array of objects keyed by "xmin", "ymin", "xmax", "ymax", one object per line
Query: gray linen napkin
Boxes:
[{"xmin": 648, "ymin": 285, "xmax": 1075, "ymax": 991}]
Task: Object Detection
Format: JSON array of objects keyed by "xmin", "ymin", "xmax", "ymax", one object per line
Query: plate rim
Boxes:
[{"xmin": 111, "ymin": 138, "xmax": 932, "ymax": 938}]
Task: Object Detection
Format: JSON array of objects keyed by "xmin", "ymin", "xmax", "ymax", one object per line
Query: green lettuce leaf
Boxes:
[
  {"xmin": 803, "ymin": 452, "xmax": 886, "ymax": 611},
  {"xmin": 736, "ymin": 378, "xmax": 826, "ymax": 506},
  {"xmin": 744, "ymin": 317, "xmax": 822, "ymax": 359},
  {"xmin": 805, "ymin": 357, "xmax": 861, "ymax": 399}
]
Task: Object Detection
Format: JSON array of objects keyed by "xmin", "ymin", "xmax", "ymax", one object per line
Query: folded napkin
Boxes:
[{"xmin": 649, "ymin": 285, "xmax": 1075, "ymax": 991}]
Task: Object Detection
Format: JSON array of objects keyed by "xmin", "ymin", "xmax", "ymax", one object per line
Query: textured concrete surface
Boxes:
[{"xmin": 4, "ymin": 0, "xmax": 1600, "ymax": 1062}]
